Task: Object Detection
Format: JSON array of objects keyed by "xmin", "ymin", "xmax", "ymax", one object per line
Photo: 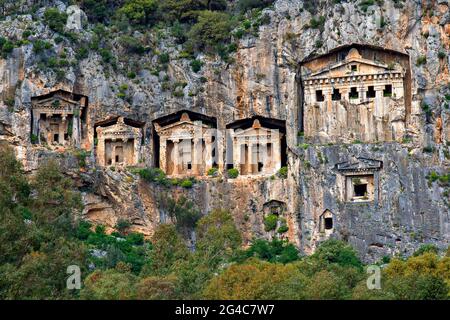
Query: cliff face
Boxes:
[{"xmin": 0, "ymin": 0, "xmax": 449, "ymax": 262}]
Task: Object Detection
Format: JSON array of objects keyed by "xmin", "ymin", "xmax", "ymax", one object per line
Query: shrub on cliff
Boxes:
[
  {"xmin": 186, "ymin": 10, "xmax": 234, "ymax": 53},
  {"xmin": 81, "ymin": 264, "xmax": 137, "ymax": 299},
  {"xmin": 311, "ymin": 239, "xmax": 363, "ymax": 270},
  {"xmin": 277, "ymin": 166, "xmax": 288, "ymax": 179},
  {"xmin": 196, "ymin": 209, "xmax": 242, "ymax": 269},
  {"xmin": 119, "ymin": 35, "xmax": 145, "ymax": 54},
  {"xmin": 137, "ymin": 167, "xmax": 170, "ymax": 186},
  {"xmin": 234, "ymin": 239, "xmax": 299, "ymax": 264},
  {"xmin": 227, "ymin": 168, "xmax": 239, "ymax": 178},
  {"xmin": 117, "ymin": 0, "xmax": 157, "ymax": 25},
  {"xmin": 264, "ymin": 214, "xmax": 278, "ymax": 231},
  {"xmin": 43, "ymin": 8, "xmax": 68, "ymax": 34},
  {"xmin": 237, "ymin": 0, "xmax": 275, "ymax": 13}
]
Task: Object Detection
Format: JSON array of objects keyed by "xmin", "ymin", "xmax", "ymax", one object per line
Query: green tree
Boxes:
[
  {"xmin": 158, "ymin": 0, "xmax": 206, "ymax": 22},
  {"xmin": 32, "ymin": 160, "xmax": 82, "ymax": 229},
  {"xmin": 146, "ymin": 224, "xmax": 189, "ymax": 276},
  {"xmin": 157, "ymin": 196, "xmax": 201, "ymax": 237},
  {"xmin": 118, "ymin": 0, "xmax": 157, "ymax": 25},
  {"xmin": 235, "ymin": 239, "xmax": 299, "ymax": 264},
  {"xmin": 43, "ymin": 8, "xmax": 68, "ymax": 33},
  {"xmin": 2, "ymin": 238, "xmax": 87, "ymax": 299},
  {"xmin": 195, "ymin": 209, "xmax": 242, "ymax": 269},
  {"xmin": 136, "ymin": 275, "xmax": 178, "ymax": 299},
  {"xmin": 186, "ymin": 10, "xmax": 234, "ymax": 52},
  {"xmin": 77, "ymin": 0, "xmax": 122, "ymax": 23},
  {"xmin": 311, "ymin": 239, "xmax": 363, "ymax": 270},
  {"xmin": 304, "ymin": 269, "xmax": 351, "ymax": 299},
  {"xmin": 81, "ymin": 264, "xmax": 137, "ymax": 299},
  {"xmin": 203, "ymin": 259, "xmax": 307, "ymax": 299}
]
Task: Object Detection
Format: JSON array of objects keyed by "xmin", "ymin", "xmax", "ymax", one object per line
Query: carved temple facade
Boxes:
[
  {"xmin": 152, "ymin": 112, "xmax": 286, "ymax": 177},
  {"xmin": 31, "ymin": 89, "xmax": 88, "ymax": 147},
  {"xmin": 95, "ymin": 117, "xmax": 144, "ymax": 167},
  {"xmin": 300, "ymin": 44, "xmax": 411, "ymax": 143},
  {"xmin": 154, "ymin": 111, "xmax": 217, "ymax": 176},
  {"xmin": 335, "ymin": 157, "xmax": 383, "ymax": 204},
  {"xmin": 228, "ymin": 118, "xmax": 284, "ymax": 175}
]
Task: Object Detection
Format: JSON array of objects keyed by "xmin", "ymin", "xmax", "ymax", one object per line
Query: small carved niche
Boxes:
[{"xmin": 319, "ymin": 209, "xmax": 334, "ymax": 233}]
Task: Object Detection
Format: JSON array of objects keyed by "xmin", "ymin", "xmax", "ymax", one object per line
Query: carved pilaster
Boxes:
[{"xmin": 172, "ymin": 139, "xmax": 180, "ymax": 175}]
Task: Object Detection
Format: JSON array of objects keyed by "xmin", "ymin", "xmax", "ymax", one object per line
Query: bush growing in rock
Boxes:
[
  {"xmin": 264, "ymin": 214, "xmax": 278, "ymax": 231},
  {"xmin": 186, "ymin": 10, "xmax": 234, "ymax": 53},
  {"xmin": 43, "ymin": 8, "xmax": 68, "ymax": 34},
  {"xmin": 207, "ymin": 167, "xmax": 218, "ymax": 176},
  {"xmin": 277, "ymin": 166, "xmax": 288, "ymax": 179},
  {"xmin": 227, "ymin": 168, "xmax": 239, "ymax": 178},
  {"xmin": 416, "ymin": 55, "xmax": 427, "ymax": 66},
  {"xmin": 190, "ymin": 59, "xmax": 204, "ymax": 72},
  {"xmin": 180, "ymin": 179, "xmax": 193, "ymax": 188},
  {"xmin": 119, "ymin": 35, "xmax": 145, "ymax": 54}
]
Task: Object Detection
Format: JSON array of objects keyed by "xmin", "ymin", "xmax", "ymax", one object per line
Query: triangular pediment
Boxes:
[
  {"xmin": 234, "ymin": 126, "xmax": 275, "ymax": 137},
  {"xmin": 98, "ymin": 117, "xmax": 140, "ymax": 137},
  {"xmin": 335, "ymin": 157, "xmax": 382, "ymax": 172},
  {"xmin": 32, "ymin": 96, "xmax": 79, "ymax": 109},
  {"xmin": 156, "ymin": 120, "xmax": 210, "ymax": 134},
  {"xmin": 309, "ymin": 58, "xmax": 394, "ymax": 78},
  {"xmin": 306, "ymin": 48, "xmax": 404, "ymax": 80}
]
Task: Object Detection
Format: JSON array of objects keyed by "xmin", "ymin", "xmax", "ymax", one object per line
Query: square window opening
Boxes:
[
  {"xmin": 354, "ymin": 184, "xmax": 367, "ymax": 197},
  {"xmin": 349, "ymin": 87, "xmax": 359, "ymax": 99},
  {"xmin": 258, "ymin": 162, "xmax": 264, "ymax": 172},
  {"xmin": 332, "ymin": 88, "xmax": 341, "ymax": 101},
  {"xmin": 367, "ymin": 86, "xmax": 376, "ymax": 98},
  {"xmin": 383, "ymin": 84, "xmax": 392, "ymax": 97},
  {"xmin": 351, "ymin": 64, "xmax": 357, "ymax": 72},
  {"xmin": 324, "ymin": 217, "xmax": 333, "ymax": 230},
  {"xmin": 316, "ymin": 90, "xmax": 325, "ymax": 102}
]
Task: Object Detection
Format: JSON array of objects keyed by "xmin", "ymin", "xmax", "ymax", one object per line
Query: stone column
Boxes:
[
  {"xmin": 46, "ymin": 114, "xmax": 53, "ymax": 144},
  {"xmin": 193, "ymin": 138, "xmax": 201, "ymax": 175},
  {"xmin": 323, "ymin": 87, "xmax": 333, "ymax": 113},
  {"xmin": 172, "ymin": 139, "xmax": 180, "ymax": 175},
  {"xmin": 60, "ymin": 115, "xmax": 67, "ymax": 145},
  {"xmin": 272, "ymin": 131, "xmax": 282, "ymax": 173},
  {"xmin": 374, "ymin": 85, "xmax": 385, "ymax": 117},
  {"xmin": 247, "ymin": 142, "xmax": 254, "ymax": 175},
  {"xmin": 159, "ymin": 137, "xmax": 167, "ymax": 173},
  {"xmin": 111, "ymin": 139, "xmax": 116, "ymax": 166},
  {"xmin": 216, "ymin": 129, "xmax": 224, "ymax": 172},
  {"xmin": 32, "ymin": 110, "xmax": 40, "ymax": 142},
  {"xmin": 72, "ymin": 113, "xmax": 81, "ymax": 147},
  {"xmin": 232, "ymin": 137, "xmax": 240, "ymax": 173},
  {"xmin": 358, "ymin": 86, "xmax": 366, "ymax": 103},
  {"xmin": 97, "ymin": 136, "xmax": 105, "ymax": 166},
  {"xmin": 392, "ymin": 80, "xmax": 404, "ymax": 99},
  {"xmin": 204, "ymin": 136, "xmax": 213, "ymax": 173},
  {"xmin": 133, "ymin": 133, "xmax": 140, "ymax": 165}
]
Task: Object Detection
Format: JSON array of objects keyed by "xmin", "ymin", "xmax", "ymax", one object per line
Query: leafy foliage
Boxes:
[
  {"xmin": 227, "ymin": 168, "xmax": 239, "ymax": 178},
  {"xmin": 43, "ymin": 8, "xmax": 68, "ymax": 33},
  {"xmin": 235, "ymin": 239, "xmax": 299, "ymax": 264},
  {"xmin": 117, "ymin": 0, "xmax": 157, "ymax": 25},
  {"xmin": 264, "ymin": 214, "xmax": 278, "ymax": 231}
]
